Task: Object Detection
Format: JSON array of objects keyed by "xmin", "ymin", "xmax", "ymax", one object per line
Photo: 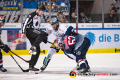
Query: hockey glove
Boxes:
[
  {"xmin": 0, "ymin": 45, "xmax": 4, "ymax": 49},
  {"xmin": 72, "ymin": 31, "xmax": 78, "ymax": 35},
  {"xmin": 43, "ymin": 37, "xmax": 48, "ymax": 44},
  {"xmin": 57, "ymin": 43, "xmax": 63, "ymax": 49},
  {"xmin": 3, "ymin": 44, "xmax": 11, "ymax": 53}
]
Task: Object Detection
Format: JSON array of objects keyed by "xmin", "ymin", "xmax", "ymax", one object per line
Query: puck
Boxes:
[{"xmin": 35, "ymin": 73, "xmax": 38, "ymax": 74}]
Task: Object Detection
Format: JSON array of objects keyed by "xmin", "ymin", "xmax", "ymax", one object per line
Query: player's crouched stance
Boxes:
[
  {"xmin": 0, "ymin": 16, "xmax": 11, "ymax": 73},
  {"xmin": 59, "ymin": 34, "xmax": 91, "ymax": 73}
]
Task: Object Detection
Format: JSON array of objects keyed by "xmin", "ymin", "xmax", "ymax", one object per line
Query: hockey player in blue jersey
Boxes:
[
  {"xmin": 40, "ymin": 17, "xmax": 79, "ymax": 71},
  {"xmin": 58, "ymin": 33, "xmax": 91, "ymax": 73},
  {"xmin": 40, "ymin": 17, "xmax": 91, "ymax": 73},
  {"xmin": 0, "ymin": 16, "xmax": 11, "ymax": 72}
]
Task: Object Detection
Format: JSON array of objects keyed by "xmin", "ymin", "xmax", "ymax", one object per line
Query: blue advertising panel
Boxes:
[
  {"xmin": 0, "ymin": 0, "xmax": 69, "ymax": 12},
  {"xmin": 38, "ymin": 0, "xmax": 69, "ymax": 12},
  {"xmin": 0, "ymin": 0, "xmax": 20, "ymax": 11}
]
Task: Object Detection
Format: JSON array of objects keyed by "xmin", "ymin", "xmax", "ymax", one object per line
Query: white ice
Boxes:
[{"xmin": 0, "ymin": 53, "xmax": 120, "ymax": 80}]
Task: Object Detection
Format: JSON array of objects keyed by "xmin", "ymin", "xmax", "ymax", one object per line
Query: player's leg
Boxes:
[
  {"xmin": 27, "ymin": 29, "xmax": 47, "ymax": 55},
  {"xmin": 26, "ymin": 29, "xmax": 40, "ymax": 71},
  {"xmin": 63, "ymin": 50, "xmax": 79, "ymax": 72},
  {"xmin": 40, "ymin": 39, "xmax": 60, "ymax": 72},
  {"xmin": 29, "ymin": 45, "xmax": 40, "ymax": 71},
  {"xmin": 0, "ymin": 50, "xmax": 7, "ymax": 72},
  {"xmin": 31, "ymin": 30, "xmax": 48, "ymax": 54},
  {"xmin": 40, "ymin": 48, "xmax": 57, "ymax": 71},
  {"xmin": 81, "ymin": 37, "xmax": 91, "ymax": 67},
  {"xmin": 64, "ymin": 50, "xmax": 76, "ymax": 60},
  {"xmin": 76, "ymin": 37, "xmax": 91, "ymax": 73}
]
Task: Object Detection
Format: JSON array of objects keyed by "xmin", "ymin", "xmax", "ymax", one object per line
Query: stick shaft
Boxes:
[
  {"xmin": 71, "ymin": 65, "xmax": 79, "ymax": 72},
  {"xmin": 47, "ymin": 41, "xmax": 54, "ymax": 45},
  {"xmin": 0, "ymin": 39, "xmax": 29, "ymax": 63},
  {"xmin": 9, "ymin": 50, "xmax": 29, "ymax": 63},
  {"xmin": 10, "ymin": 53, "xmax": 25, "ymax": 72}
]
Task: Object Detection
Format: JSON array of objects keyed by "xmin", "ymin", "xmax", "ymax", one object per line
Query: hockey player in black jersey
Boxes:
[
  {"xmin": 0, "ymin": 16, "xmax": 11, "ymax": 72},
  {"xmin": 21, "ymin": 4, "xmax": 48, "ymax": 72}
]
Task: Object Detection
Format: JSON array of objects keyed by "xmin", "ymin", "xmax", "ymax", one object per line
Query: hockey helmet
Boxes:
[
  {"xmin": 37, "ymin": 4, "xmax": 46, "ymax": 11},
  {"xmin": 50, "ymin": 17, "xmax": 59, "ymax": 25}
]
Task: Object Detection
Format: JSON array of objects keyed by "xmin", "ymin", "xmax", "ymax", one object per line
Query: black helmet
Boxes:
[
  {"xmin": 50, "ymin": 17, "xmax": 59, "ymax": 25},
  {"xmin": 37, "ymin": 4, "xmax": 46, "ymax": 11}
]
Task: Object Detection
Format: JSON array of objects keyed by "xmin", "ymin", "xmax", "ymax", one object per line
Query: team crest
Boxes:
[{"xmin": 46, "ymin": 1, "xmax": 58, "ymax": 12}]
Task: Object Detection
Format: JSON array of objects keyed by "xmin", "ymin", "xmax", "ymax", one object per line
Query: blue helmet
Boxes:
[
  {"xmin": 0, "ymin": 16, "xmax": 5, "ymax": 24},
  {"xmin": 50, "ymin": 17, "xmax": 59, "ymax": 25}
]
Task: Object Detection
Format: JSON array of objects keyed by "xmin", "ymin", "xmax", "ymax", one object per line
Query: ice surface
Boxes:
[{"xmin": 0, "ymin": 53, "xmax": 120, "ymax": 80}]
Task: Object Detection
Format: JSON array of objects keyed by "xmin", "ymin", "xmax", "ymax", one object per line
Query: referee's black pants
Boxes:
[{"xmin": 26, "ymin": 29, "xmax": 48, "ymax": 67}]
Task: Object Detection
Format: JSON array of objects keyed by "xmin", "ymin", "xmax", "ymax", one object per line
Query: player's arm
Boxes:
[
  {"xmin": 70, "ymin": 26, "xmax": 78, "ymax": 35},
  {"xmin": 57, "ymin": 43, "xmax": 63, "ymax": 49},
  {"xmin": 0, "ymin": 40, "xmax": 10, "ymax": 53},
  {"xmin": 0, "ymin": 40, "xmax": 4, "ymax": 48},
  {"xmin": 53, "ymin": 38, "xmax": 63, "ymax": 49},
  {"xmin": 57, "ymin": 38, "xmax": 63, "ymax": 48},
  {"xmin": 65, "ymin": 26, "xmax": 78, "ymax": 35},
  {"xmin": 45, "ymin": 25, "xmax": 52, "ymax": 35},
  {"xmin": 42, "ymin": 25, "xmax": 52, "ymax": 44},
  {"xmin": 21, "ymin": 14, "xmax": 32, "ymax": 39},
  {"xmin": 72, "ymin": 30, "xmax": 78, "ymax": 35}
]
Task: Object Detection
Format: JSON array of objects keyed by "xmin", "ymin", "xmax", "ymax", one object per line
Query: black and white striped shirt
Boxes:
[{"xmin": 22, "ymin": 11, "xmax": 43, "ymax": 34}]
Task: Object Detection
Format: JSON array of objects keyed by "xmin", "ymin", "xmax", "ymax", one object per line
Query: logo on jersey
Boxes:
[
  {"xmin": 84, "ymin": 32, "xmax": 96, "ymax": 46},
  {"xmin": 0, "ymin": 16, "xmax": 4, "ymax": 20},
  {"xmin": 69, "ymin": 71, "xmax": 76, "ymax": 78},
  {"xmin": 34, "ymin": 17, "xmax": 38, "ymax": 19},
  {"xmin": 76, "ymin": 51, "xmax": 81, "ymax": 55},
  {"xmin": 63, "ymin": 35, "xmax": 69, "ymax": 49}
]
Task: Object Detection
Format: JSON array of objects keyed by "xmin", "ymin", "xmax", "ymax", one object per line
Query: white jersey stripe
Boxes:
[{"xmin": 22, "ymin": 18, "xmax": 29, "ymax": 33}]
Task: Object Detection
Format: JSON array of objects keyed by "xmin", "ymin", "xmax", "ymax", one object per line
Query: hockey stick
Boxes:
[
  {"xmin": 71, "ymin": 65, "xmax": 79, "ymax": 72},
  {"xmin": 47, "ymin": 41, "xmax": 54, "ymax": 45},
  {"xmin": 9, "ymin": 50, "xmax": 29, "ymax": 63},
  {"xmin": 9, "ymin": 53, "xmax": 29, "ymax": 72},
  {"xmin": 0, "ymin": 40, "xmax": 29, "ymax": 63},
  {"xmin": 47, "ymin": 41, "xmax": 79, "ymax": 72},
  {"xmin": 47, "ymin": 41, "xmax": 59, "ymax": 48},
  {"xmin": 75, "ymin": 16, "xmax": 78, "ymax": 33}
]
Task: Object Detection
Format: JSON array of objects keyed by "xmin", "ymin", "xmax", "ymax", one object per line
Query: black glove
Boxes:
[
  {"xmin": 43, "ymin": 37, "xmax": 48, "ymax": 44},
  {"xmin": 3, "ymin": 44, "xmax": 11, "ymax": 53},
  {"xmin": 0, "ymin": 45, "xmax": 4, "ymax": 49},
  {"xmin": 72, "ymin": 30, "xmax": 78, "ymax": 35}
]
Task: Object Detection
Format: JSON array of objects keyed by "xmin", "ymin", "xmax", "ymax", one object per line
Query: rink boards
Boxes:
[{"xmin": 1, "ymin": 23, "xmax": 120, "ymax": 55}]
